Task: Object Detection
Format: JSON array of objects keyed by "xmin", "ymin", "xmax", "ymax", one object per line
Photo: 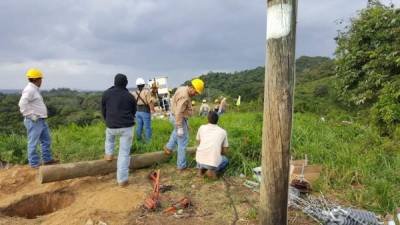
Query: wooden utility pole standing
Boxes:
[{"xmin": 260, "ymin": 0, "xmax": 297, "ymax": 225}]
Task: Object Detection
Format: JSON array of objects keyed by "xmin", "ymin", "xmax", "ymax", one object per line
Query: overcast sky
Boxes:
[{"xmin": 1, "ymin": 0, "xmax": 399, "ymax": 90}]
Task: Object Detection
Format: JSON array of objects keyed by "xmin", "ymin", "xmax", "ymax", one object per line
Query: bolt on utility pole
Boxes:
[{"xmin": 260, "ymin": 0, "xmax": 297, "ymax": 225}]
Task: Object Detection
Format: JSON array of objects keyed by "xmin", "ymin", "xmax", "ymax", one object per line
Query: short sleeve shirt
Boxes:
[{"xmin": 196, "ymin": 124, "xmax": 229, "ymax": 167}]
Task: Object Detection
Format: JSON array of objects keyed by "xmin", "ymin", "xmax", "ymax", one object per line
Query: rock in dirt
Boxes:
[{"xmin": 85, "ymin": 218, "xmax": 94, "ymax": 225}]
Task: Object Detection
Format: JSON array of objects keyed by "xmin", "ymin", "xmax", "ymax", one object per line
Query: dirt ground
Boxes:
[{"xmin": 0, "ymin": 164, "xmax": 317, "ymax": 225}]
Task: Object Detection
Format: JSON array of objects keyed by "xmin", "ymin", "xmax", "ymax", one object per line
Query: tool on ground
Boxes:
[
  {"xmin": 289, "ymin": 188, "xmax": 382, "ymax": 225},
  {"xmin": 290, "ymin": 163, "xmax": 312, "ymax": 193},
  {"xmin": 243, "ymin": 180, "xmax": 260, "ymax": 192},
  {"xmin": 290, "ymin": 178, "xmax": 311, "ymax": 193},
  {"xmin": 384, "ymin": 214, "xmax": 395, "ymax": 225},
  {"xmin": 159, "ymin": 184, "xmax": 173, "ymax": 193},
  {"xmin": 163, "ymin": 197, "xmax": 191, "ymax": 214},
  {"xmin": 143, "ymin": 170, "xmax": 161, "ymax": 210},
  {"xmin": 397, "ymin": 208, "xmax": 400, "ymax": 223}
]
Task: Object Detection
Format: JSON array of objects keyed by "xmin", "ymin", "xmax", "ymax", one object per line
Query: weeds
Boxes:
[{"xmin": 0, "ymin": 112, "xmax": 398, "ymax": 213}]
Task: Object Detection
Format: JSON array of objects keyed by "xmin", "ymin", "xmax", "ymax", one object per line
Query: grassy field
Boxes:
[{"xmin": 0, "ymin": 112, "xmax": 399, "ymax": 214}]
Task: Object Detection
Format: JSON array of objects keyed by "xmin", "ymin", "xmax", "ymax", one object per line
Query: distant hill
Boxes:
[
  {"xmin": 0, "ymin": 89, "xmax": 20, "ymax": 94},
  {"xmin": 185, "ymin": 56, "xmax": 335, "ymax": 101}
]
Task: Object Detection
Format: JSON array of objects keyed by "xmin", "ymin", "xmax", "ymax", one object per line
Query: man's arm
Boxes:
[
  {"xmin": 145, "ymin": 91, "xmax": 155, "ymax": 113},
  {"xmin": 131, "ymin": 95, "xmax": 137, "ymax": 117},
  {"xmin": 221, "ymin": 132, "xmax": 229, "ymax": 155},
  {"xmin": 149, "ymin": 102, "xmax": 155, "ymax": 113},
  {"xmin": 174, "ymin": 97, "xmax": 188, "ymax": 128},
  {"xmin": 221, "ymin": 147, "xmax": 229, "ymax": 155},
  {"xmin": 18, "ymin": 89, "xmax": 32, "ymax": 115},
  {"xmin": 196, "ymin": 126, "xmax": 201, "ymax": 145},
  {"xmin": 101, "ymin": 93, "xmax": 107, "ymax": 119}
]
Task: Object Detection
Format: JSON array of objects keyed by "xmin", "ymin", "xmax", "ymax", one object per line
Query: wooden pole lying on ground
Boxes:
[
  {"xmin": 260, "ymin": 0, "xmax": 297, "ymax": 225},
  {"xmin": 38, "ymin": 148, "xmax": 196, "ymax": 184}
]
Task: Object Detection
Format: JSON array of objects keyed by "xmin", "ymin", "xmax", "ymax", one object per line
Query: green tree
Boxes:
[
  {"xmin": 335, "ymin": 2, "xmax": 400, "ymax": 105},
  {"xmin": 335, "ymin": 1, "xmax": 400, "ymax": 134}
]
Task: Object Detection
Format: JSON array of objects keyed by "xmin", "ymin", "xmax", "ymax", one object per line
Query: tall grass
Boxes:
[{"xmin": 0, "ymin": 112, "xmax": 398, "ymax": 213}]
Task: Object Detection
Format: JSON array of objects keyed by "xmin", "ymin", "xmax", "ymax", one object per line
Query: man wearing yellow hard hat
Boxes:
[
  {"xmin": 18, "ymin": 68, "xmax": 59, "ymax": 168},
  {"xmin": 164, "ymin": 78, "xmax": 204, "ymax": 171}
]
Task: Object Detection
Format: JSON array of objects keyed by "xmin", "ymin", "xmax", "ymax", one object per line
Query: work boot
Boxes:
[
  {"xmin": 163, "ymin": 146, "xmax": 172, "ymax": 156},
  {"xmin": 198, "ymin": 168, "xmax": 207, "ymax": 177},
  {"xmin": 118, "ymin": 180, "xmax": 129, "ymax": 187},
  {"xmin": 177, "ymin": 167, "xmax": 188, "ymax": 173},
  {"xmin": 104, "ymin": 154, "xmax": 114, "ymax": 161},
  {"xmin": 205, "ymin": 170, "xmax": 217, "ymax": 179},
  {"xmin": 30, "ymin": 164, "xmax": 40, "ymax": 169},
  {"xmin": 43, "ymin": 159, "xmax": 60, "ymax": 165}
]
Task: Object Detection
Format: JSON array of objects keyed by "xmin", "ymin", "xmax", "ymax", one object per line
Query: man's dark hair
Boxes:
[
  {"xmin": 114, "ymin": 73, "xmax": 128, "ymax": 88},
  {"xmin": 208, "ymin": 111, "xmax": 219, "ymax": 124}
]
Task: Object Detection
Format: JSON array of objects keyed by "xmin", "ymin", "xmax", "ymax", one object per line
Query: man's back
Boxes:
[
  {"xmin": 196, "ymin": 124, "xmax": 228, "ymax": 167},
  {"xmin": 132, "ymin": 88, "xmax": 152, "ymax": 106},
  {"xmin": 102, "ymin": 86, "xmax": 137, "ymax": 128},
  {"xmin": 171, "ymin": 86, "xmax": 191, "ymax": 115}
]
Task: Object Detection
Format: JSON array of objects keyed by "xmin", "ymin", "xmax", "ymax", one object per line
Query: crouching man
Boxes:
[{"xmin": 196, "ymin": 111, "xmax": 229, "ymax": 178}]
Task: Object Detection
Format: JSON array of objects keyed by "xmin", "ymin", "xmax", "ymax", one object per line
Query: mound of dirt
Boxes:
[{"xmin": 0, "ymin": 164, "xmax": 317, "ymax": 225}]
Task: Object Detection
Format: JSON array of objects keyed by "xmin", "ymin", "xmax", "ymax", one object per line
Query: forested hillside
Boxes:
[
  {"xmin": 192, "ymin": 56, "xmax": 335, "ymax": 102},
  {"xmin": 0, "ymin": 89, "xmax": 103, "ymax": 135},
  {"xmin": 0, "ymin": 56, "xmax": 335, "ymax": 136}
]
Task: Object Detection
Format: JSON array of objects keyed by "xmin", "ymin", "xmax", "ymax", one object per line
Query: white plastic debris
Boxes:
[{"xmin": 252, "ymin": 167, "xmax": 262, "ymax": 182}]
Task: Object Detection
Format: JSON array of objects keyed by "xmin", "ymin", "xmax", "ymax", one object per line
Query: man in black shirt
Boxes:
[{"xmin": 102, "ymin": 73, "xmax": 137, "ymax": 186}]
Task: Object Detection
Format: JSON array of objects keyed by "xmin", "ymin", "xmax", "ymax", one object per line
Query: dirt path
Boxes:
[{"xmin": 0, "ymin": 164, "xmax": 317, "ymax": 225}]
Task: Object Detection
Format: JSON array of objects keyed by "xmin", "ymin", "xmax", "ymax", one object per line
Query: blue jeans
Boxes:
[
  {"xmin": 105, "ymin": 127, "xmax": 134, "ymax": 184},
  {"xmin": 23, "ymin": 118, "xmax": 53, "ymax": 167},
  {"xmin": 200, "ymin": 111, "xmax": 208, "ymax": 117},
  {"xmin": 197, "ymin": 156, "xmax": 229, "ymax": 173},
  {"xmin": 136, "ymin": 111, "xmax": 152, "ymax": 142},
  {"xmin": 165, "ymin": 114, "xmax": 189, "ymax": 169}
]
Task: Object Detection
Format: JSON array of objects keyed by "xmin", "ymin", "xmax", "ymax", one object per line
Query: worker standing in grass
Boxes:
[
  {"xmin": 164, "ymin": 78, "xmax": 204, "ymax": 171},
  {"xmin": 132, "ymin": 78, "xmax": 155, "ymax": 143},
  {"xmin": 213, "ymin": 99, "xmax": 220, "ymax": 112},
  {"xmin": 196, "ymin": 111, "xmax": 229, "ymax": 179},
  {"xmin": 218, "ymin": 96, "xmax": 227, "ymax": 116},
  {"xmin": 102, "ymin": 74, "xmax": 137, "ymax": 187},
  {"xmin": 199, "ymin": 99, "xmax": 210, "ymax": 116},
  {"xmin": 18, "ymin": 68, "xmax": 59, "ymax": 168}
]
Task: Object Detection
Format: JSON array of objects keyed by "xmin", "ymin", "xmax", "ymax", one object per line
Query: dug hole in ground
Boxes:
[{"xmin": 0, "ymin": 164, "xmax": 316, "ymax": 225}]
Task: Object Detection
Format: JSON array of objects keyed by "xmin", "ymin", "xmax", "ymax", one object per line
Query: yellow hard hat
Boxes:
[
  {"xmin": 191, "ymin": 78, "xmax": 204, "ymax": 94},
  {"xmin": 202, "ymin": 99, "xmax": 206, "ymax": 103},
  {"xmin": 191, "ymin": 100, "xmax": 196, "ymax": 105},
  {"xmin": 26, "ymin": 68, "xmax": 43, "ymax": 79}
]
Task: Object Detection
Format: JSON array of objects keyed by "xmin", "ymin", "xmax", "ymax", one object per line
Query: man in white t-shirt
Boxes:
[{"xmin": 196, "ymin": 111, "xmax": 229, "ymax": 178}]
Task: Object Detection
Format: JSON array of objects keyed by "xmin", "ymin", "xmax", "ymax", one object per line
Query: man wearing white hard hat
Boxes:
[
  {"xmin": 199, "ymin": 99, "xmax": 210, "ymax": 117},
  {"xmin": 132, "ymin": 78, "xmax": 155, "ymax": 143}
]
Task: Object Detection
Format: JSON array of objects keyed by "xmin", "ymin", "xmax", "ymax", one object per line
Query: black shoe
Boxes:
[{"xmin": 43, "ymin": 159, "xmax": 60, "ymax": 165}]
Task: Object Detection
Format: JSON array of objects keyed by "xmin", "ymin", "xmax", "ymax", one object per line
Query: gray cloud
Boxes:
[{"xmin": 1, "ymin": 0, "xmax": 399, "ymax": 90}]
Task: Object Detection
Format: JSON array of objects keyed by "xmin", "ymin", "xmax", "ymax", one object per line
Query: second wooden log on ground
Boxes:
[{"xmin": 38, "ymin": 148, "xmax": 195, "ymax": 184}]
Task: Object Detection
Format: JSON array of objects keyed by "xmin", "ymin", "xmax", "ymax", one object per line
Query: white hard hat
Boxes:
[{"xmin": 136, "ymin": 78, "xmax": 146, "ymax": 86}]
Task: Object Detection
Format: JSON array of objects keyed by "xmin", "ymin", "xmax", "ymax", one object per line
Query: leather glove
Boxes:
[{"xmin": 177, "ymin": 127, "xmax": 184, "ymax": 137}]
